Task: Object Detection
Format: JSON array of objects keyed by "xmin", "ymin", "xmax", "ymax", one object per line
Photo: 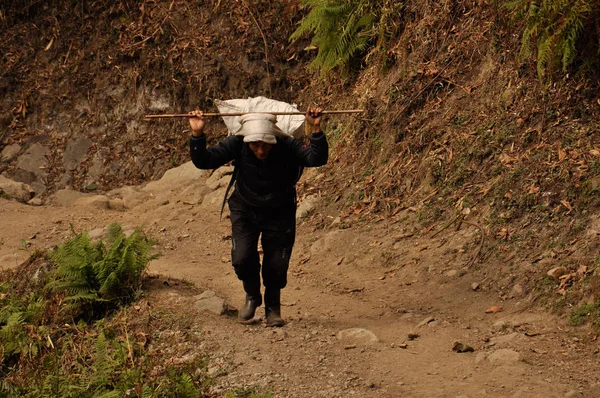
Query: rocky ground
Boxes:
[{"xmin": 1, "ymin": 161, "xmax": 599, "ymax": 398}]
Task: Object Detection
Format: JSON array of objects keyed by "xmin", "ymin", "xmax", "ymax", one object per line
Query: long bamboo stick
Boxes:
[{"xmin": 144, "ymin": 109, "xmax": 364, "ymax": 119}]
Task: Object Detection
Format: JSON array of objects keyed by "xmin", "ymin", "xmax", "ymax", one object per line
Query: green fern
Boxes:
[
  {"xmin": 291, "ymin": 0, "xmax": 394, "ymax": 73},
  {"xmin": 506, "ymin": 0, "xmax": 598, "ymax": 81},
  {"xmin": 48, "ymin": 223, "xmax": 158, "ymax": 320}
]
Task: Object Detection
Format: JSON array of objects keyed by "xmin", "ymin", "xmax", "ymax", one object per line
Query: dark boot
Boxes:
[
  {"xmin": 264, "ymin": 287, "xmax": 284, "ymax": 327},
  {"xmin": 238, "ymin": 279, "xmax": 262, "ymax": 321}
]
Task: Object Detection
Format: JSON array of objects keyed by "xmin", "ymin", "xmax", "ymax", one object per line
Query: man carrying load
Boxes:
[{"xmin": 188, "ymin": 106, "xmax": 328, "ymax": 327}]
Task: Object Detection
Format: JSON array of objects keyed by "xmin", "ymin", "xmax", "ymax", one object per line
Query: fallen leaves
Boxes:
[
  {"xmin": 485, "ymin": 305, "xmax": 503, "ymax": 314},
  {"xmin": 556, "ymin": 265, "xmax": 589, "ymax": 296}
]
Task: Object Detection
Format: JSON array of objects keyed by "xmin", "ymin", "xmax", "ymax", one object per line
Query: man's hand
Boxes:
[
  {"xmin": 188, "ymin": 110, "xmax": 205, "ymax": 136},
  {"xmin": 306, "ymin": 106, "xmax": 323, "ymax": 133}
]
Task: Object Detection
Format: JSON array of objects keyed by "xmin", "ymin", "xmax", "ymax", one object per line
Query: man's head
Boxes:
[
  {"xmin": 248, "ymin": 141, "xmax": 273, "ymax": 160},
  {"xmin": 238, "ymin": 113, "xmax": 285, "ymax": 160}
]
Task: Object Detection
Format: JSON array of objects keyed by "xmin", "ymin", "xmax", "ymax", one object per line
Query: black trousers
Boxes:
[{"xmin": 228, "ymin": 191, "xmax": 296, "ymax": 289}]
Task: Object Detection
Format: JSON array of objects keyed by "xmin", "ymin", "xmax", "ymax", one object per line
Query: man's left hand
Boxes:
[{"xmin": 306, "ymin": 106, "xmax": 323, "ymax": 133}]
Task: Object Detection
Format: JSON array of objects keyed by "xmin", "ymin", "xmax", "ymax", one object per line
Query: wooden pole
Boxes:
[{"xmin": 144, "ymin": 109, "xmax": 364, "ymax": 119}]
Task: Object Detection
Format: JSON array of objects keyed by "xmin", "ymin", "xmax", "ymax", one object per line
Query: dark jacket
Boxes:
[{"xmin": 190, "ymin": 132, "xmax": 328, "ymax": 208}]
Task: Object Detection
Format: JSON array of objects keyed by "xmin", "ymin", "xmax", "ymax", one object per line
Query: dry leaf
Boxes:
[
  {"xmin": 45, "ymin": 37, "xmax": 54, "ymax": 51},
  {"xmin": 560, "ymin": 200, "xmax": 573, "ymax": 213},
  {"xmin": 528, "ymin": 184, "xmax": 540, "ymax": 195},
  {"xmin": 558, "ymin": 147, "xmax": 567, "ymax": 161},
  {"xmin": 485, "ymin": 305, "xmax": 503, "ymax": 314}
]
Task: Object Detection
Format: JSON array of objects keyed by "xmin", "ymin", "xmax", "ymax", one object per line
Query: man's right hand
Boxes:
[{"xmin": 188, "ymin": 110, "xmax": 205, "ymax": 136}]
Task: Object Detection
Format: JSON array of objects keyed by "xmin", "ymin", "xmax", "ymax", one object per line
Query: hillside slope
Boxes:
[{"xmin": 1, "ymin": 0, "xmax": 600, "ymax": 394}]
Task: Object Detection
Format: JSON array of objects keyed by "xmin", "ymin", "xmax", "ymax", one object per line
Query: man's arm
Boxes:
[
  {"xmin": 190, "ymin": 134, "xmax": 241, "ymax": 169},
  {"xmin": 288, "ymin": 132, "xmax": 328, "ymax": 167},
  {"xmin": 188, "ymin": 110, "xmax": 241, "ymax": 169},
  {"xmin": 290, "ymin": 106, "xmax": 328, "ymax": 167}
]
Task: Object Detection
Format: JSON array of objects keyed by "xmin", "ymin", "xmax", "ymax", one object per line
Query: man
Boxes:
[{"xmin": 188, "ymin": 107, "xmax": 328, "ymax": 327}]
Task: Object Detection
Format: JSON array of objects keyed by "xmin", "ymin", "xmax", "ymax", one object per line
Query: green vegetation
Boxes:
[
  {"xmin": 505, "ymin": 0, "xmax": 600, "ymax": 81},
  {"xmin": 570, "ymin": 301, "xmax": 600, "ymax": 327},
  {"xmin": 0, "ymin": 224, "xmax": 217, "ymax": 397},
  {"xmin": 292, "ymin": 0, "xmax": 599, "ymax": 80},
  {"xmin": 290, "ymin": 0, "xmax": 401, "ymax": 73},
  {"xmin": 47, "ymin": 224, "xmax": 157, "ymax": 320}
]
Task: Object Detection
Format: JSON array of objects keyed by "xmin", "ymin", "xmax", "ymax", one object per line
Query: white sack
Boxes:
[{"xmin": 214, "ymin": 96, "xmax": 305, "ymax": 139}]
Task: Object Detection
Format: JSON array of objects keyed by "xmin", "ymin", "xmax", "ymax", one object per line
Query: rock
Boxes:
[
  {"xmin": 471, "ymin": 282, "xmax": 480, "ymax": 291},
  {"xmin": 509, "ymin": 283, "xmax": 524, "ymax": 298},
  {"xmin": 297, "ymin": 195, "xmax": 319, "ymax": 220},
  {"xmin": 452, "ymin": 342, "xmax": 475, "ymax": 353},
  {"xmin": 206, "ymin": 175, "xmax": 231, "ymax": 191},
  {"xmin": 336, "ymin": 328, "xmax": 379, "ymax": 345},
  {"xmin": 407, "ymin": 332, "xmax": 419, "ymax": 340},
  {"xmin": 73, "ymin": 195, "xmax": 109, "ymax": 210},
  {"xmin": 1, "ymin": 143, "xmax": 21, "ymax": 162},
  {"xmin": 200, "ymin": 187, "xmax": 226, "ymax": 209},
  {"xmin": 50, "ymin": 188, "xmax": 93, "ymax": 206},
  {"xmin": 487, "ymin": 348, "xmax": 520, "ymax": 363},
  {"xmin": 27, "ymin": 197, "xmax": 43, "ymax": 206},
  {"xmin": 14, "ymin": 143, "xmax": 48, "ymax": 194},
  {"xmin": 63, "ymin": 137, "xmax": 93, "ymax": 171},
  {"xmin": 143, "ymin": 161, "xmax": 208, "ymax": 196},
  {"xmin": 445, "ymin": 269, "xmax": 458, "ymax": 277},
  {"xmin": 205, "ymin": 165, "xmax": 234, "ymax": 187},
  {"xmin": 492, "ymin": 320, "xmax": 509, "ymax": 331},
  {"xmin": 108, "ymin": 186, "xmax": 151, "ymax": 209},
  {"xmin": 417, "ymin": 316, "xmax": 435, "ymax": 328},
  {"xmin": 108, "ymin": 198, "xmax": 125, "ymax": 211},
  {"xmin": 330, "ymin": 216, "xmax": 341, "ymax": 228},
  {"xmin": 272, "ymin": 329, "xmax": 287, "ymax": 341},
  {"xmin": 88, "ymin": 228, "xmax": 106, "ymax": 241},
  {"xmin": 193, "ymin": 290, "xmax": 226, "ymax": 315},
  {"xmin": 0, "ymin": 252, "xmax": 29, "ymax": 269},
  {"xmin": 490, "ymin": 332, "xmax": 519, "ymax": 345},
  {"xmin": 547, "ymin": 266, "xmax": 568, "ymax": 280},
  {"xmin": 0, "ymin": 175, "xmax": 35, "ymax": 202},
  {"xmin": 564, "ymin": 390, "xmax": 584, "ymax": 398}
]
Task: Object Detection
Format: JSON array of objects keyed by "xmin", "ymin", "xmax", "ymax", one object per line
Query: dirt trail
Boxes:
[{"xmin": 1, "ymin": 165, "xmax": 599, "ymax": 398}]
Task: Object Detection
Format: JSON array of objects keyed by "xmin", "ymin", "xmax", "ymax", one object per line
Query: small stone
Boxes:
[
  {"xmin": 28, "ymin": 197, "xmax": 43, "ymax": 206},
  {"xmin": 407, "ymin": 332, "xmax": 420, "ymax": 340},
  {"xmin": 445, "ymin": 270, "xmax": 458, "ymax": 277},
  {"xmin": 565, "ymin": 390, "xmax": 584, "ymax": 398},
  {"xmin": 471, "ymin": 282, "xmax": 480, "ymax": 291},
  {"xmin": 108, "ymin": 198, "xmax": 125, "ymax": 211},
  {"xmin": 1, "ymin": 143, "xmax": 21, "ymax": 162},
  {"xmin": 509, "ymin": 283, "xmax": 524, "ymax": 298},
  {"xmin": 193, "ymin": 290, "xmax": 226, "ymax": 315},
  {"xmin": 487, "ymin": 348, "xmax": 520, "ymax": 363},
  {"xmin": 337, "ymin": 328, "xmax": 379, "ymax": 345},
  {"xmin": 547, "ymin": 266, "xmax": 568, "ymax": 280},
  {"xmin": 453, "ymin": 342, "xmax": 475, "ymax": 353},
  {"xmin": 492, "ymin": 321, "xmax": 509, "ymax": 331},
  {"xmin": 417, "ymin": 316, "xmax": 435, "ymax": 328}
]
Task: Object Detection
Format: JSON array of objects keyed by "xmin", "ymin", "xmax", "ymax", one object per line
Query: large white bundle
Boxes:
[{"xmin": 214, "ymin": 96, "xmax": 305, "ymax": 139}]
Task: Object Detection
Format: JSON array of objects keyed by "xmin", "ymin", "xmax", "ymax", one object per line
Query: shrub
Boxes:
[
  {"xmin": 290, "ymin": 0, "xmax": 401, "ymax": 73},
  {"xmin": 505, "ymin": 0, "xmax": 600, "ymax": 81},
  {"xmin": 47, "ymin": 223, "xmax": 158, "ymax": 320}
]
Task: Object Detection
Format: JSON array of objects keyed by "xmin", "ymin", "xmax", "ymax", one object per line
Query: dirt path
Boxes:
[{"xmin": 1, "ymin": 167, "xmax": 599, "ymax": 398}]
